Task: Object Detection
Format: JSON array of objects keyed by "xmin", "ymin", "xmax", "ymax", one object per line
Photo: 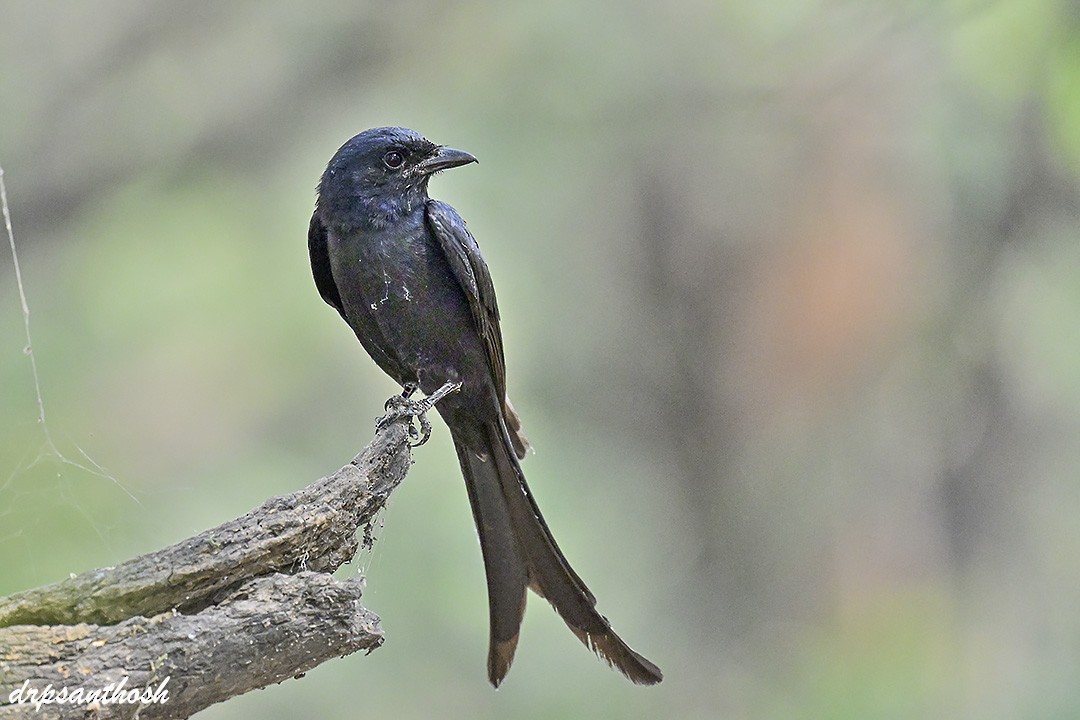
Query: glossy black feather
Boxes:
[
  {"xmin": 310, "ymin": 127, "xmax": 661, "ymax": 686},
  {"xmin": 308, "ymin": 213, "xmax": 344, "ymax": 318},
  {"xmin": 426, "ymin": 199, "xmax": 507, "ymax": 402}
]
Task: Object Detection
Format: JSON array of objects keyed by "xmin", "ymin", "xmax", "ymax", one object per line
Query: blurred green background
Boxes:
[{"xmin": 2, "ymin": 1, "xmax": 1079, "ymax": 718}]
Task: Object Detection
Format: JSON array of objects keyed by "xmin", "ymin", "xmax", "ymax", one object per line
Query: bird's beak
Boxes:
[{"xmin": 415, "ymin": 146, "xmax": 478, "ymax": 175}]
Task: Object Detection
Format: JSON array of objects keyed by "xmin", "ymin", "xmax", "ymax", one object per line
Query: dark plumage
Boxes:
[{"xmin": 309, "ymin": 126, "xmax": 662, "ymax": 686}]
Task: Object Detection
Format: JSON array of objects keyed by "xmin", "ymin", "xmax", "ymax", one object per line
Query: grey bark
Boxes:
[{"xmin": 0, "ymin": 405, "xmax": 430, "ymax": 719}]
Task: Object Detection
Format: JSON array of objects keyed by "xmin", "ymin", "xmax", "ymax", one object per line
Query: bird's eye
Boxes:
[{"xmin": 383, "ymin": 150, "xmax": 405, "ymax": 169}]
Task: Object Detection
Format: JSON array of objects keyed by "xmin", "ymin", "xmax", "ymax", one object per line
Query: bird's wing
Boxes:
[
  {"xmin": 426, "ymin": 199, "xmax": 507, "ymax": 401},
  {"xmin": 308, "ymin": 212, "xmax": 346, "ymax": 319}
]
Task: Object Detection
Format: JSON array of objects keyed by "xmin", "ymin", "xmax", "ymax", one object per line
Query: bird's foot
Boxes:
[
  {"xmin": 384, "ymin": 382, "xmax": 418, "ymax": 411},
  {"xmin": 376, "ymin": 381, "xmax": 462, "ymax": 447}
]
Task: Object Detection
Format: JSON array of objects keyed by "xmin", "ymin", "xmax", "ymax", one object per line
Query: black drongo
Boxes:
[{"xmin": 308, "ymin": 127, "xmax": 662, "ymax": 687}]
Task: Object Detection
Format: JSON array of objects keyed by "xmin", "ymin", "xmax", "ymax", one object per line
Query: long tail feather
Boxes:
[
  {"xmin": 457, "ymin": 420, "xmax": 662, "ymax": 686},
  {"xmin": 454, "ymin": 440, "xmax": 529, "ymax": 686}
]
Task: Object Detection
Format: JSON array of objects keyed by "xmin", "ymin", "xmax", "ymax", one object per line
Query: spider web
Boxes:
[{"xmin": 0, "ymin": 164, "xmax": 141, "ymax": 577}]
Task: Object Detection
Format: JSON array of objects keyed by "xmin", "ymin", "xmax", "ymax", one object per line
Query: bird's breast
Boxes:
[{"xmin": 326, "ymin": 217, "xmax": 492, "ymax": 408}]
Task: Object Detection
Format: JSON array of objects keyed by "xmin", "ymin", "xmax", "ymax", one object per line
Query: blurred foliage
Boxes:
[{"xmin": 2, "ymin": 1, "xmax": 1080, "ymax": 718}]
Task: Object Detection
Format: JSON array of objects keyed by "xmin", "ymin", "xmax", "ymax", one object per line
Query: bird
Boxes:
[{"xmin": 308, "ymin": 126, "xmax": 662, "ymax": 687}]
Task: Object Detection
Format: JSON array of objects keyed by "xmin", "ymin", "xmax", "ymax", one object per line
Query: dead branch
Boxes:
[{"xmin": 0, "ymin": 395, "xmax": 436, "ymax": 720}]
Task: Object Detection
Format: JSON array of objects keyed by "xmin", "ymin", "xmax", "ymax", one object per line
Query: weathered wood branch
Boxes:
[
  {"xmin": 0, "ymin": 574, "xmax": 381, "ymax": 720},
  {"xmin": 0, "ymin": 391, "xmax": 443, "ymax": 720}
]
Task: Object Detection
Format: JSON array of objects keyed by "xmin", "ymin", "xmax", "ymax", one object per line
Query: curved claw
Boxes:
[
  {"xmin": 411, "ymin": 412, "xmax": 433, "ymax": 448},
  {"xmin": 375, "ymin": 381, "xmax": 461, "ymax": 448}
]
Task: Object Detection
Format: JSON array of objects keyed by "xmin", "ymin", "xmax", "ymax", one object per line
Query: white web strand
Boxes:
[
  {"xmin": 1, "ymin": 163, "xmax": 139, "ymax": 504},
  {"xmin": 1, "ymin": 165, "xmax": 55, "ymax": 452}
]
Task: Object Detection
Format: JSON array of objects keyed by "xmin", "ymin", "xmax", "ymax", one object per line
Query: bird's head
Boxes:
[{"xmin": 317, "ymin": 127, "xmax": 476, "ymax": 227}]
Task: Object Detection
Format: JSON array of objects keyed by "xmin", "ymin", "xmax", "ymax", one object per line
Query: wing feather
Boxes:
[
  {"xmin": 308, "ymin": 212, "xmax": 346, "ymax": 319},
  {"xmin": 426, "ymin": 200, "xmax": 507, "ymax": 401}
]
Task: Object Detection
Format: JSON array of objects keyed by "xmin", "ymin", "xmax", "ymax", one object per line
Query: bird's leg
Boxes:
[
  {"xmin": 376, "ymin": 381, "xmax": 462, "ymax": 447},
  {"xmin": 385, "ymin": 381, "xmax": 418, "ymax": 411}
]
